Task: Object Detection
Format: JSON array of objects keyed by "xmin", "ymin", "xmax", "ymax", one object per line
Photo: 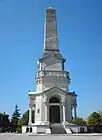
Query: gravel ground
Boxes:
[{"xmin": 0, "ymin": 133, "xmax": 102, "ymax": 140}]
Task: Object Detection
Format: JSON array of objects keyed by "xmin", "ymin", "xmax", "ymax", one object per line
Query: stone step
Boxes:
[{"xmin": 50, "ymin": 123, "xmax": 67, "ymax": 134}]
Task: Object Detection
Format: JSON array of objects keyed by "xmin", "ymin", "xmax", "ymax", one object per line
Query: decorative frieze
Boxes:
[{"xmin": 36, "ymin": 71, "xmax": 69, "ymax": 79}]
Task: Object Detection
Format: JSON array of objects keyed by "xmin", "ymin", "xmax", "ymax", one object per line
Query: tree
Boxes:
[
  {"xmin": 98, "ymin": 111, "xmax": 102, "ymax": 123},
  {"xmin": 16, "ymin": 110, "xmax": 29, "ymax": 133},
  {"xmin": 0, "ymin": 112, "xmax": 10, "ymax": 132},
  {"xmin": 18, "ymin": 109, "xmax": 35, "ymax": 126},
  {"xmin": 20, "ymin": 110, "xmax": 29, "ymax": 125},
  {"xmin": 11, "ymin": 105, "xmax": 21, "ymax": 132},
  {"xmin": 16, "ymin": 119, "xmax": 22, "ymax": 133},
  {"xmin": 86, "ymin": 112, "xmax": 101, "ymax": 126},
  {"xmin": 12, "ymin": 105, "xmax": 21, "ymax": 120},
  {"xmin": 71, "ymin": 117, "xmax": 86, "ymax": 125},
  {"xmin": 86, "ymin": 112, "xmax": 102, "ymax": 133},
  {"xmin": 17, "ymin": 110, "xmax": 35, "ymax": 133}
]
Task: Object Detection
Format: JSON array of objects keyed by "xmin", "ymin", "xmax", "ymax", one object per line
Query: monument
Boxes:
[{"xmin": 22, "ymin": 7, "xmax": 85, "ymax": 134}]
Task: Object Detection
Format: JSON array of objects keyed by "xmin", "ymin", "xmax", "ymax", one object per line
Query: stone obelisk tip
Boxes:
[{"xmin": 44, "ymin": 7, "xmax": 59, "ymax": 52}]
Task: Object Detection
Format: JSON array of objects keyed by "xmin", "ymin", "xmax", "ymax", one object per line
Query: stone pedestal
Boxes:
[{"xmin": 22, "ymin": 122, "xmax": 51, "ymax": 134}]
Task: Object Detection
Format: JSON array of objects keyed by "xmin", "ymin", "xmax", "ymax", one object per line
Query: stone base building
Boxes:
[{"xmin": 22, "ymin": 7, "xmax": 87, "ymax": 134}]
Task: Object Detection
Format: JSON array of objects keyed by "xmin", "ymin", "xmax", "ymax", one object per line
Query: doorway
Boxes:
[
  {"xmin": 49, "ymin": 96, "xmax": 60, "ymax": 123},
  {"xmin": 49, "ymin": 105, "xmax": 60, "ymax": 123}
]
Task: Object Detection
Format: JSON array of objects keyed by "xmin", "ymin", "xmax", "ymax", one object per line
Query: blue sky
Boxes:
[{"xmin": 0, "ymin": 0, "xmax": 102, "ymax": 119}]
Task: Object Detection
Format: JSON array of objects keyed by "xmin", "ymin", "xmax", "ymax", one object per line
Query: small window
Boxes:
[{"xmin": 37, "ymin": 109, "xmax": 40, "ymax": 113}]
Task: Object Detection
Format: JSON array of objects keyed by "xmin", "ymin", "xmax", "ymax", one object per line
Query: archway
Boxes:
[{"xmin": 49, "ymin": 96, "xmax": 60, "ymax": 123}]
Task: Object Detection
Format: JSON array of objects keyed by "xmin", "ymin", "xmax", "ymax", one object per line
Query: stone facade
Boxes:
[{"xmin": 22, "ymin": 7, "xmax": 78, "ymax": 134}]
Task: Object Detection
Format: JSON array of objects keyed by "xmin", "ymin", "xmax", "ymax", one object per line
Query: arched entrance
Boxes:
[{"xmin": 49, "ymin": 97, "xmax": 60, "ymax": 123}]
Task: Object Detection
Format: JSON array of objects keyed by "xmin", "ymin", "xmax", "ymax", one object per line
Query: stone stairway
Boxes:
[{"xmin": 49, "ymin": 123, "xmax": 67, "ymax": 134}]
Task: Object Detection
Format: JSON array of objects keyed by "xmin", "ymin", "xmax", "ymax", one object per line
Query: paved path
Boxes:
[{"xmin": 0, "ymin": 133, "xmax": 102, "ymax": 140}]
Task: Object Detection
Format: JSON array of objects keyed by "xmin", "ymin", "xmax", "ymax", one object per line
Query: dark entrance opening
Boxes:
[
  {"xmin": 26, "ymin": 127, "xmax": 29, "ymax": 133},
  {"xmin": 49, "ymin": 105, "xmax": 60, "ymax": 123},
  {"xmin": 80, "ymin": 127, "xmax": 85, "ymax": 133},
  {"xmin": 49, "ymin": 97, "xmax": 60, "ymax": 123},
  {"xmin": 30, "ymin": 127, "xmax": 32, "ymax": 133}
]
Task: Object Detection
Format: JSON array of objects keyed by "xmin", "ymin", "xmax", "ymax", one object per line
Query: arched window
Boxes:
[{"xmin": 49, "ymin": 97, "xmax": 60, "ymax": 103}]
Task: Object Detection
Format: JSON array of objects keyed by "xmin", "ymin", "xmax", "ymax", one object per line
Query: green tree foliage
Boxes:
[
  {"xmin": 20, "ymin": 110, "xmax": 29, "ymax": 125},
  {"xmin": 19, "ymin": 110, "xmax": 35, "ymax": 125},
  {"xmin": 12, "ymin": 105, "xmax": 21, "ymax": 120},
  {"xmin": 98, "ymin": 111, "xmax": 102, "ymax": 123},
  {"xmin": 16, "ymin": 119, "xmax": 22, "ymax": 133},
  {"xmin": 11, "ymin": 105, "xmax": 21, "ymax": 132},
  {"xmin": 71, "ymin": 117, "xmax": 86, "ymax": 125},
  {"xmin": 16, "ymin": 110, "xmax": 29, "ymax": 133},
  {"xmin": 0, "ymin": 112, "xmax": 10, "ymax": 132},
  {"xmin": 86, "ymin": 112, "xmax": 102, "ymax": 126},
  {"xmin": 17, "ymin": 110, "xmax": 35, "ymax": 133}
]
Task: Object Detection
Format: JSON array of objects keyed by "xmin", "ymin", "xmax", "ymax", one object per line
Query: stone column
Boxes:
[
  {"xmin": 29, "ymin": 107, "xmax": 32, "ymax": 125},
  {"xmin": 44, "ymin": 94, "xmax": 48, "ymax": 122},
  {"xmin": 71, "ymin": 105, "xmax": 73, "ymax": 119},
  {"xmin": 62, "ymin": 103, "xmax": 66, "ymax": 122},
  {"xmin": 60, "ymin": 104, "xmax": 63, "ymax": 122},
  {"xmin": 41, "ymin": 94, "xmax": 43, "ymax": 121},
  {"xmin": 45, "ymin": 102, "xmax": 48, "ymax": 121},
  {"xmin": 74, "ymin": 106, "xmax": 77, "ymax": 119},
  {"xmin": 47, "ymin": 103, "xmax": 49, "ymax": 122}
]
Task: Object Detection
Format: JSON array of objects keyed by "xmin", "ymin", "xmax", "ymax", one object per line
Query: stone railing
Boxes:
[{"xmin": 36, "ymin": 70, "xmax": 70, "ymax": 79}]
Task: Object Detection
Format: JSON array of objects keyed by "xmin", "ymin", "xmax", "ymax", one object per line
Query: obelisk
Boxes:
[{"xmin": 44, "ymin": 7, "xmax": 59, "ymax": 52}]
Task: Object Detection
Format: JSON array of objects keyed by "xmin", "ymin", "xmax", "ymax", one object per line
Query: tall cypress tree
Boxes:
[{"xmin": 11, "ymin": 104, "xmax": 21, "ymax": 132}]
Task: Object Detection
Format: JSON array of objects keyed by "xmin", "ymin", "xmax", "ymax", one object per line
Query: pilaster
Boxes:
[{"xmin": 29, "ymin": 104, "xmax": 32, "ymax": 125}]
